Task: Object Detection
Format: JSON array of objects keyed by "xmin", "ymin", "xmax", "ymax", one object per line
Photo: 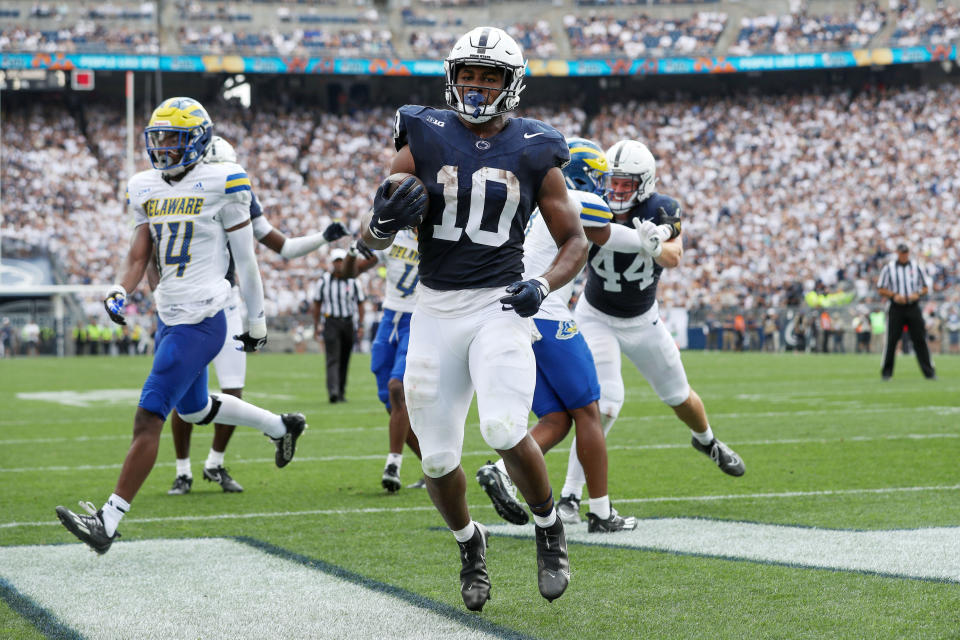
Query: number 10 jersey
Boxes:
[{"xmin": 393, "ymin": 105, "xmax": 569, "ymax": 291}]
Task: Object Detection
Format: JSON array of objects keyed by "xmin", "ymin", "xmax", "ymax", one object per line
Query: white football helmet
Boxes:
[
  {"xmin": 444, "ymin": 26, "xmax": 526, "ymax": 124},
  {"xmin": 603, "ymin": 140, "xmax": 657, "ymax": 213},
  {"xmin": 204, "ymin": 135, "xmax": 238, "ymax": 164}
]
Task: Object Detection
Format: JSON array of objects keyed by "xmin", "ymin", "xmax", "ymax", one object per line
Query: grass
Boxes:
[{"xmin": 1, "ymin": 350, "xmax": 959, "ymax": 639}]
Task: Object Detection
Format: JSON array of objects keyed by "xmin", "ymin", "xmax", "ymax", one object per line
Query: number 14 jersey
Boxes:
[
  {"xmin": 127, "ymin": 161, "xmax": 253, "ymax": 325},
  {"xmin": 394, "ymin": 105, "xmax": 569, "ymax": 291}
]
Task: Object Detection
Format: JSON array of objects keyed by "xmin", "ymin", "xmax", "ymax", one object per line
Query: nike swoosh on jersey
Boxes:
[{"xmin": 524, "ymin": 132, "xmax": 545, "ymax": 139}]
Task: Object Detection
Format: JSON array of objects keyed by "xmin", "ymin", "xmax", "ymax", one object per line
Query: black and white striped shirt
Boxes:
[
  {"xmin": 314, "ymin": 273, "xmax": 365, "ymax": 318},
  {"xmin": 877, "ymin": 259, "xmax": 929, "ymax": 300}
]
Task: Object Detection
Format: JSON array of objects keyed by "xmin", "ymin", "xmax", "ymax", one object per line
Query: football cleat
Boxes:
[
  {"xmin": 556, "ymin": 494, "xmax": 581, "ymax": 525},
  {"xmin": 167, "ymin": 474, "xmax": 193, "ymax": 495},
  {"xmin": 457, "ymin": 523, "xmax": 491, "ymax": 612},
  {"xmin": 476, "ymin": 461, "xmax": 529, "ymax": 525},
  {"xmin": 382, "ymin": 463, "xmax": 401, "ymax": 493},
  {"xmin": 586, "ymin": 507, "xmax": 638, "ymax": 533},
  {"xmin": 273, "ymin": 413, "xmax": 307, "ymax": 468},
  {"xmin": 535, "ymin": 519, "xmax": 570, "ymax": 602},
  {"xmin": 55, "ymin": 501, "xmax": 120, "ymax": 555},
  {"xmin": 691, "ymin": 437, "xmax": 745, "ymax": 477},
  {"xmin": 406, "ymin": 477, "xmax": 427, "ymax": 489},
  {"xmin": 203, "ymin": 466, "xmax": 243, "ymax": 493}
]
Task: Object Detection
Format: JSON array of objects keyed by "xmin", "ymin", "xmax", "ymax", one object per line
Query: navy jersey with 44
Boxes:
[
  {"xmin": 584, "ymin": 192, "xmax": 682, "ymax": 318},
  {"xmin": 394, "ymin": 105, "xmax": 569, "ymax": 290}
]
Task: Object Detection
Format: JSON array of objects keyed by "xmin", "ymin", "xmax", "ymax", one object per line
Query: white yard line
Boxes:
[
  {"xmin": 0, "ymin": 432, "xmax": 955, "ymax": 473},
  {"xmin": 4, "ymin": 484, "xmax": 958, "ymax": 530}
]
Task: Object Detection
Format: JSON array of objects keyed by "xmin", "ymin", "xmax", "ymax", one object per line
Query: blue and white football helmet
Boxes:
[{"xmin": 444, "ymin": 27, "xmax": 526, "ymax": 124}]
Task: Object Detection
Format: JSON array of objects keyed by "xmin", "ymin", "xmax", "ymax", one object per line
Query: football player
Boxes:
[
  {"xmin": 361, "ymin": 27, "xmax": 587, "ymax": 611},
  {"xmin": 341, "ymin": 232, "xmax": 424, "ymax": 493},
  {"xmin": 163, "ymin": 136, "xmax": 346, "ymax": 496},
  {"xmin": 556, "ymin": 139, "xmax": 746, "ymax": 523},
  {"xmin": 476, "ymin": 138, "xmax": 637, "ymax": 533},
  {"xmin": 55, "ymin": 98, "xmax": 307, "ymax": 554}
]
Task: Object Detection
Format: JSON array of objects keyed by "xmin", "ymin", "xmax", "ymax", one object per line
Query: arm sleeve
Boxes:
[
  {"xmin": 280, "ymin": 231, "xmax": 329, "ymax": 259},
  {"xmin": 226, "ymin": 223, "xmax": 266, "ymax": 329},
  {"xmin": 252, "ymin": 215, "xmax": 274, "ymax": 240},
  {"xmin": 603, "ymin": 222, "xmax": 648, "ymax": 252}
]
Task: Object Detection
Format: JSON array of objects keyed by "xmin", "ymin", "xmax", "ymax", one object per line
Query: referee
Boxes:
[
  {"xmin": 876, "ymin": 242, "xmax": 936, "ymax": 380},
  {"xmin": 313, "ymin": 249, "xmax": 366, "ymax": 402}
]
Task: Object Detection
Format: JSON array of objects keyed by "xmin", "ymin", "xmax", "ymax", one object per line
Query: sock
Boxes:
[
  {"xmin": 692, "ymin": 426, "xmax": 714, "ymax": 445},
  {"xmin": 530, "ymin": 490, "xmax": 557, "ymax": 527},
  {"xmin": 175, "ymin": 458, "xmax": 192, "ymax": 478},
  {"xmin": 214, "ymin": 393, "xmax": 285, "ymax": 439},
  {"xmin": 386, "ymin": 452, "xmax": 402, "ymax": 471},
  {"xmin": 101, "ymin": 493, "xmax": 129, "ymax": 537},
  {"xmin": 533, "ymin": 510, "xmax": 557, "ymax": 528},
  {"xmin": 589, "ymin": 495, "xmax": 611, "ymax": 520},
  {"xmin": 452, "ymin": 521, "xmax": 476, "ymax": 543},
  {"xmin": 205, "ymin": 449, "xmax": 225, "ymax": 469},
  {"xmin": 494, "ymin": 458, "xmax": 508, "ymax": 476}
]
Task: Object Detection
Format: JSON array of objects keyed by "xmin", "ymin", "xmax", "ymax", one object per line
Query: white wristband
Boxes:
[
  {"xmin": 534, "ymin": 276, "xmax": 551, "ymax": 297},
  {"xmin": 248, "ymin": 318, "xmax": 267, "ymax": 339}
]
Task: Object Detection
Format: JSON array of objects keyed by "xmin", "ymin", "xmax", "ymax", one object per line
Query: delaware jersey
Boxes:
[
  {"xmin": 394, "ymin": 105, "xmax": 569, "ymax": 290},
  {"xmin": 128, "ymin": 161, "xmax": 253, "ymax": 324},
  {"xmin": 378, "ymin": 229, "xmax": 420, "ymax": 313},
  {"xmin": 584, "ymin": 192, "xmax": 681, "ymax": 318},
  {"xmin": 523, "ymin": 189, "xmax": 612, "ymax": 321}
]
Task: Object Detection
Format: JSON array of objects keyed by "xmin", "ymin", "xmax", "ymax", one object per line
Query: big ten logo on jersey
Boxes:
[
  {"xmin": 143, "ymin": 196, "xmax": 205, "ymax": 218},
  {"xmin": 556, "ymin": 320, "xmax": 579, "ymax": 340}
]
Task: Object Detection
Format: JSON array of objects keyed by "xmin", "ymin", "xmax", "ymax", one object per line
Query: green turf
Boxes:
[{"xmin": 2, "ymin": 351, "xmax": 959, "ymax": 638}]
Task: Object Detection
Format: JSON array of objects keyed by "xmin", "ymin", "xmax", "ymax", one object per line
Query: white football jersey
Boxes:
[
  {"xmin": 378, "ymin": 230, "xmax": 420, "ymax": 313},
  {"xmin": 128, "ymin": 162, "xmax": 252, "ymax": 325},
  {"xmin": 522, "ymin": 189, "xmax": 611, "ymax": 321}
]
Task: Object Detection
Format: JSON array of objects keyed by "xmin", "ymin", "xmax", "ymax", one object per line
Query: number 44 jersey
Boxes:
[
  {"xmin": 584, "ymin": 193, "xmax": 682, "ymax": 318},
  {"xmin": 394, "ymin": 105, "xmax": 570, "ymax": 291},
  {"xmin": 127, "ymin": 161, "xmax": 253, "ymax": 325}
]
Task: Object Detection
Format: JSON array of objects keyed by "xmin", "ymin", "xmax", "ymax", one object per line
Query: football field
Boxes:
[{"xmin": 1, "ymin": 351, "xmax": 959, "ymax": 639}]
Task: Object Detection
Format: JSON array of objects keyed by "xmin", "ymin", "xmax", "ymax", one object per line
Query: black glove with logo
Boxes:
[
  {"xmin": 370, "ymin": 177, "xmax": 427, "ymax": 239},
  {"xmin": 500, "ymin": 279, "xmax": 550, "ymax": 318},
  {"xmin": 322, "ymin": 221, "xmax": 348, "ymax": 243}
]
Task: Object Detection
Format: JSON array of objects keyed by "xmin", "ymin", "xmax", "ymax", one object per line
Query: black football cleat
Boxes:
[
  {"xmin": 535, "ymin": 519, "xmax": 570, "ymax": 602},
  {"xmin": 691, "ymin": 437, "xmax": 745, "ymax": 476},
  {"xmin": 556, "ymin": 494, "xmax": 581, "ymax": 525},
  {"xmin": 586, "ymin": 507, "xmax": 638, "ymax": 533},
  {"xmin": 167, "ymin": 474, "xmax": 193, "ymax": 495},
  {"xmin": 382, "ymin": 463, "xmax": 401, "ymax": 493},
  {"xmin": 458, "ymin": 523, "xmax": 491, "ymax": 612},
  {"xmin": 273, "ymin": 413, "xmax": 307, "ymax": 468},
  {"xmin": 55, "ymin": 501, "xmax": 119, "ymax": 555},
  {"xmin": 476, "ymin": 461, "xmax": 529, "ymax": 525},
  {"xmin": 203, "ymin": 466, "xmax": 243, "ymax": 492}
]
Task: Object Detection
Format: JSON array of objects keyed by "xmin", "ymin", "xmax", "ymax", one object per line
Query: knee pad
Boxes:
[
  {"xmin": 663, "ymin": 386, "xmax": 691, "ymax": 409},
  {"xmin": 480, "ymin": 417, "xmax": 528, "ymax": 451},
  {"xmin": 178, "ymin": 395, "xmax": 221, "ymax": 425},
  {"xmin": 421, "ymin": 451, "xmax": 459, "ymax": 478},
  {"xmin": 404, "ymin": 355, "xmax": 439, "ymax": 407}
]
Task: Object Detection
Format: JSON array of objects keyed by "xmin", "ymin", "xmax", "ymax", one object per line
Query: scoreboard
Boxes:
[{"xmin": 0, "ymin": 68, "xmax": 94, "ymax": 91}]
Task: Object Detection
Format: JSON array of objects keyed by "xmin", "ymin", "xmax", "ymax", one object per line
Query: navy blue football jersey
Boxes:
[
  {"xmin": 225, "ymin": 191, "xmax": 263, "ymax": 287},
  {"xmin": 583, "ymin": 193, "xmax": 681, "ymax": 317},
  {"xmin": 394, "ymin": 105, "xmax": 569, "ymax": 290}
]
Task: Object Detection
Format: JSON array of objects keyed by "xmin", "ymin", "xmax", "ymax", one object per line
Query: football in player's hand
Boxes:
[{"xmin": 384, "ymin": 173, "xmax": 429, "ymax": 229}]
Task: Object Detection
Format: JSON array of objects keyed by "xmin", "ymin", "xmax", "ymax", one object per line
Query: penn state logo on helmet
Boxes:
[
  {"xmin": 144, "ymin": 97, "xmax": 214, "ymax": 177},
  {"xmin": 603, "ymin": 140, "xmax": 657, "ymax": 213},
  {"xmin": 444, "ymin": 26, "xmax": 526, "ymax": 124},
  {"xmin": 562, "ymin": 137, "xmax": 609, "ymax": 196}
]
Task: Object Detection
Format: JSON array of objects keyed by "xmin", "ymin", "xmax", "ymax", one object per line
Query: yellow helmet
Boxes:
[{"xmin": 144, "ymin": 97, "xmax": 213, "ymax": 174}]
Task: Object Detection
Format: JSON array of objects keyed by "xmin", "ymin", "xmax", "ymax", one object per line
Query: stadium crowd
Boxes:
[
  {"xmin": 2, "ymin": 82, "xmax": 958, "ymax": 331},
  {"xmin": 564, "ymin": 10, "xmax": 727, "ymax": 57}
]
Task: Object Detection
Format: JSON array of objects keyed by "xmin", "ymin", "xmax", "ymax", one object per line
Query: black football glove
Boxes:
[
  {"xmin": 234, "ymin": 331, "xmax": 267, "ymax": 352},
  {"xmin": 103, "ymin": 285, "xmax": 127, "ymax": 325},
  {"xmin": 348, "ymin": 238, "xmax": 375, "ymax": 260},
  {"xmin": 370, "ymin": 176, "xmax": 427, "ymax": 239},
  {"xmin": 322, "ymin": 221, "xmax": 348, "ymax": 243},
  {"xmin": 500, "ymin": 279, "xmax": 550, "ymax": 318}
]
